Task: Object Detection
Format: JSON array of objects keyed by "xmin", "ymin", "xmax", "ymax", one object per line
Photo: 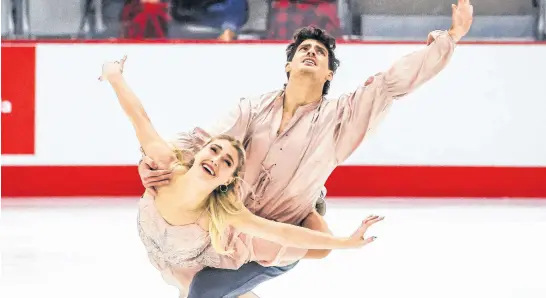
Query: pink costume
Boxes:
[{"xmin": 137, "ymin": 30, "xmax": 456, "ymax": 296}]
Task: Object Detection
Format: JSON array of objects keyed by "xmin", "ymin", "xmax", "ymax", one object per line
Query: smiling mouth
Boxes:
[{"xmin": 201, "ymin": 162, "xmax": 216, "ymax": 177}]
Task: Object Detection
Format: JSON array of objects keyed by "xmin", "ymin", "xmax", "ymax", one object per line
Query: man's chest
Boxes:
[
  {"xmin": 276, "ymin": 110, "xmax": 294, "ymax": 136},
  {"xmin": 241, "ymin": 108, "xmax": 336, "ymax": 188}
]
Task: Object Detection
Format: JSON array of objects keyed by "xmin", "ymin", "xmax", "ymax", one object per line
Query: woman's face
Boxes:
[{"xmin": 192, "ymin": 139, "xmax": 240, "ymax": 187}]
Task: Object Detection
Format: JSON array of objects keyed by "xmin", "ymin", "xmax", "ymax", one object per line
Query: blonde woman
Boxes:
[{"xmin": 99, "ymin": 56, "xmax": 383, "ymax": 297}]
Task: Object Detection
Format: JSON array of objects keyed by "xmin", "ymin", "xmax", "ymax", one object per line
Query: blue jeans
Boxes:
[{"xmin": 187, "ymin": 261, "xmax": 299, "ymax": 298}]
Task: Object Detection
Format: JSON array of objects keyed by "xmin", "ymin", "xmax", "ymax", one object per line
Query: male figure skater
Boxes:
[{"xmin": 138, "ymin": 1, "xmax": 473, "ymax": 296}]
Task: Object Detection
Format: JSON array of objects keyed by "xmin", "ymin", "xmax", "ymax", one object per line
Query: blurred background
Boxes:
[
  {"xmin": 1, "ymin": 0, "xmax": 545, "ymax": 41},
  {"xmin": 2, "ymin": 1, "xmax": 546, "ymax": 298}
]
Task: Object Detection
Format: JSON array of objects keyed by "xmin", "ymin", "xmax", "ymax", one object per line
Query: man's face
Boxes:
[{"xmin": 286, "ymin": 39, "xmax": 333, "ymax": 82}]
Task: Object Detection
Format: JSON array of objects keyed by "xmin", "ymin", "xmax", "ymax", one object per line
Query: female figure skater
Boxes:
[{"xmin": 99, "ymin": 56, "xmax": 383, "ymax": 297}]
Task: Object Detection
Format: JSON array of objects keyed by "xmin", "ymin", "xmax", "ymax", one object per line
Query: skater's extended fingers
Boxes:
[
  {"xmin": 363, "ymin": 216, "xmax": 385, "ymax": 227},
  {"xmin": 363, "ymin": 215, "xmax": 380, "ymax": 223},
  {"xmin": 361, "ymin": 236, "xmax": 377, "ymax": 246},
  {"xmin": 120, "ymin": 55, "xmax": 128, "ymax": 69}
]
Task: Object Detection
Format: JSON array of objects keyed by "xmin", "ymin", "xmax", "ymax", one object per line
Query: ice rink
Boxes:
[{"xmin": 2, "ymin": 198, "xmax": 546, "ymax": 298}]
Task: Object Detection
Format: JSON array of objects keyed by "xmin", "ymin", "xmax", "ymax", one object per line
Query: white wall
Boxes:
[{"xmin": 2, "ymin": 43, "xmax": 546, "ymax": 166}]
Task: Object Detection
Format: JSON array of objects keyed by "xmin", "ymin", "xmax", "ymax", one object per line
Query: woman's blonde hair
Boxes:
[{"xmin": 173, "ymin": 134, "xmax": 246, "ymax": 255}]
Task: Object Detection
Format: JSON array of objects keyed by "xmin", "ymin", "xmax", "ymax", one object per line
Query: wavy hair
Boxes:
[{"xmin": 173, "ymin": 134, "xmax": 246, "ymax": 255}]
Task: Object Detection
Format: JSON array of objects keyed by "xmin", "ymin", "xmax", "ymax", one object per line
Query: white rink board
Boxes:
[{"xmin": 3, "ymin": 43, "xmax": 546, "ymax": 167}]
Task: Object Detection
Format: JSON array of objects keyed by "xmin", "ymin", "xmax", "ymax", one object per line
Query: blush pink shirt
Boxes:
[
  {"xmin": 151, "ymin": 30, "xmax": 455, "ymax": 295},
  {"xmin": 175, "ymin": 30, "xmax": 455, "ymax": 225}
]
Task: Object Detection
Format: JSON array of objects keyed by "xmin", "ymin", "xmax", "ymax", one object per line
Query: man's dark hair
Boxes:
[{"xmin": 285, "ymin": 26, "xmax": 341, "ymax": 95}]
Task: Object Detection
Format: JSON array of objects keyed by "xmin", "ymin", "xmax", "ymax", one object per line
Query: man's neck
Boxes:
[{"xmin": 283, "ymin": 77, "xmax": 323, "ymax": 114}]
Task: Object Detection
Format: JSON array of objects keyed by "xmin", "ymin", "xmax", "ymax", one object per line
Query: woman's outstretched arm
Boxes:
[
  {"xmin": 228, "ymin": 207, "xmax": 383, "ymax": 250},
  {"xmin": 100, "ymin": 56, "xmax": 176, "ymax": 167}
]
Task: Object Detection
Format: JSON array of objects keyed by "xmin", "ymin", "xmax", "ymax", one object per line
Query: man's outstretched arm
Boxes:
[{"xmin": 333, "ymin": 1, "xmax": 473, "ymax": 163}]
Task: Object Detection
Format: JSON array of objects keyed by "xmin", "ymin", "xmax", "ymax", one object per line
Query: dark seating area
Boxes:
[{"xmin": 1, "ymin": 0, "xmax": 545, "ymax": 40}]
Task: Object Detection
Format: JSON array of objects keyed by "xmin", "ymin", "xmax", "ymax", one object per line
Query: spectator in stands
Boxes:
[
  {"xmin": 121, "ymin": 0, "xmax": 170, "ymax": 39},
  {"xmin": 171, "ymin": 0, "xmax": 249, "ymax": 41},
  {"xmin": 101, "ymin": 0, "xmax": 125, "ymax": 38},
  {"xmin": 267, "ymin": 0, "xmax": 341, "ymax": 40}
]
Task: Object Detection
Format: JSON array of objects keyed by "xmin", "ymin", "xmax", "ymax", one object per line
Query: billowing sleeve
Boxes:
[{"xmin": 334, "ymin": 30, "xmax": 456, "ymax": 163}]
